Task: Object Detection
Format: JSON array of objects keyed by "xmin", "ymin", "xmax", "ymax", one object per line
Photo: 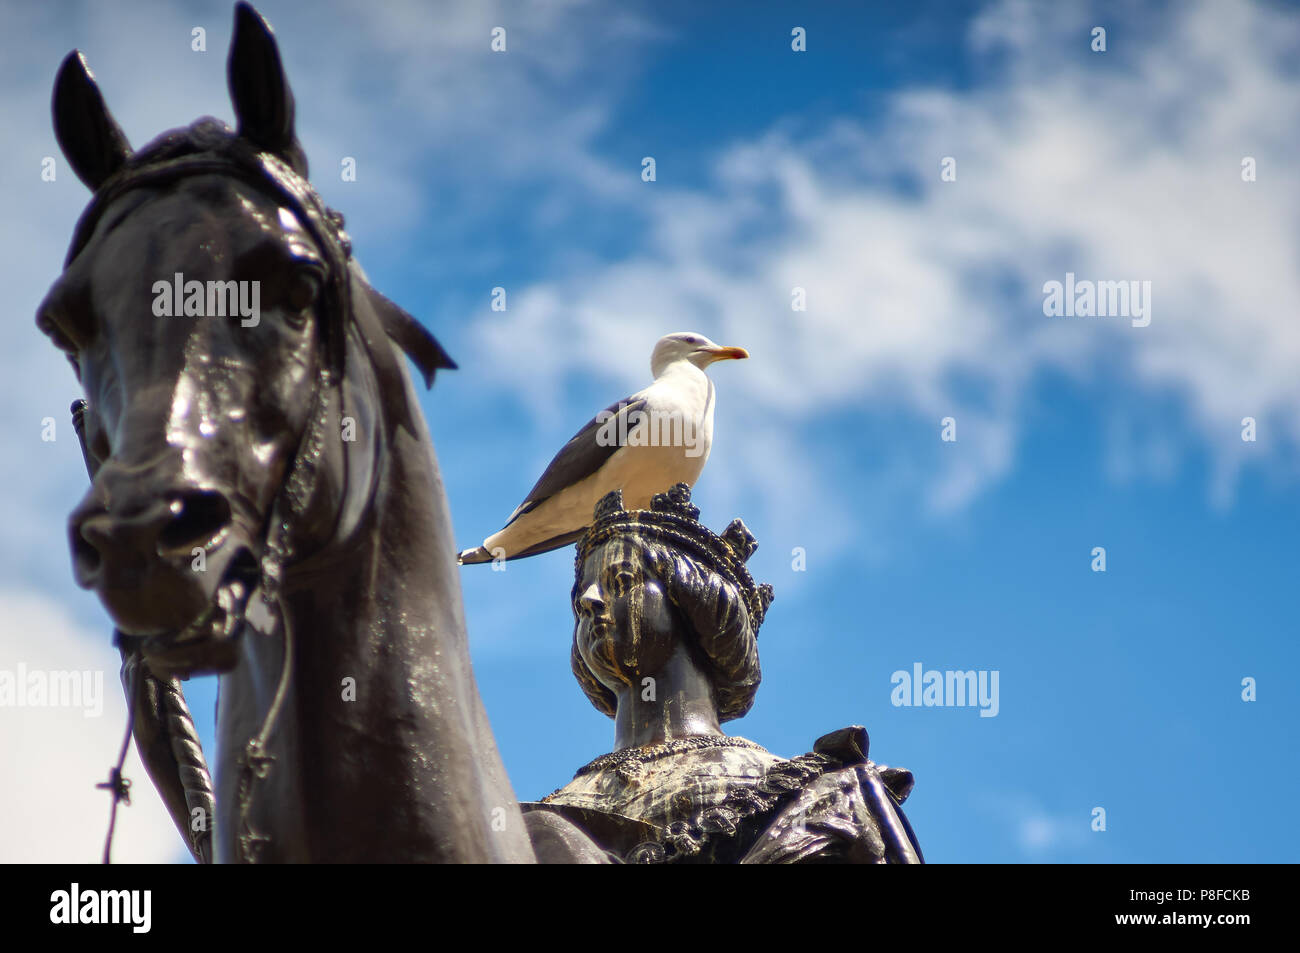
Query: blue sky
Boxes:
[{"xmin": 0, "ymin": 0, "xmax": 1296, "ymax": 863}]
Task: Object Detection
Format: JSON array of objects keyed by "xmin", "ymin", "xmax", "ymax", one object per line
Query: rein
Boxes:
[{"xmin": 69, "ymin": 143, "xmax": 356, "ymax": 864}]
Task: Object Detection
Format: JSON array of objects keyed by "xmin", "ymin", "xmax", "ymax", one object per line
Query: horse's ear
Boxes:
[
  {"xmin": 52, "ymin": 51, "xmax": 132, "ymax": 191},
  {"xmin": 363, "ymin": 285, "xmax": 458, "ymax": 388},
  {"xmin": 228, "ymin": 2, "xmax": 304, "ymax": 171}
]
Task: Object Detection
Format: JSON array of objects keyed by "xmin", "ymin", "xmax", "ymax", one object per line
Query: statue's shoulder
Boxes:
[
  {"xmin": 524, "ymin": 727, "xmax": 923, "ymax": 863},
  {"xmin": 521, "ymin": 737, "xmax": 780, "ymax": 861},
  {"xmin": 808, "ymin": 724, "xmax": 916, "ymax": 804},
  {"xmin": 734, "ymin": 725, "xmax": 923, "ymax": 864}
]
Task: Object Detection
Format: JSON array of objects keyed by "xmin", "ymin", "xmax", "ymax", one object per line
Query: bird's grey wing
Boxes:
[{"xmin": 503, "ymin": 395, "xmax": 649, "ymax": 527}]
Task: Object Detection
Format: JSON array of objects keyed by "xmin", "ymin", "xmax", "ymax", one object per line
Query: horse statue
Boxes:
[{"xmin": 38, "ymin": 2, "xmax": 538, "ymax": 863}]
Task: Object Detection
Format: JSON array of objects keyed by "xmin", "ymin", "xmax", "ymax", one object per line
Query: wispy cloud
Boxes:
[
  {"xmin": 469, "ymin": 0, "xmax": 1300, "ymax": 553},
  {"xmin": 973, "ymin": 788, "xmax": 1096, "ymax": 859},
  {"xmin": 0, "ymin": 590, "xmax": 180, "ymax": 862}
]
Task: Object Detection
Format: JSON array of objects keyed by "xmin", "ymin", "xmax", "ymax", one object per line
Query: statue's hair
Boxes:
[{"xmin": 570, "ymin": 483, "xmax": 775, "ymax": 722}]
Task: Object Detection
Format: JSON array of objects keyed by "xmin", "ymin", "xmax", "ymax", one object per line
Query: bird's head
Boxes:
[{"xmin": 651, "ymin": 331, "xmax": 749, "ymax": 377}]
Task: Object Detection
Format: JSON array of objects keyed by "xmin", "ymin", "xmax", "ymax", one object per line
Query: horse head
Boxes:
[{"xmin": 37, "ymin": 3, "xmax": 453, "ymax": 678}]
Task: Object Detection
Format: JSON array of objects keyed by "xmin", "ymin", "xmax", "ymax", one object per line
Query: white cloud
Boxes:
[
  {"xmin": 468, "ymin": 0, "xmax": 1300, "ymax": 549},
  {"xmin": 0, "ymin": 590, "xmax": 184, "ymax": 863},
  {"xmin": 1016, "ymin": 809, "xmax": 1090, "ymax": 855},
  {"xmin": 975, "ymin": 788, "xmax": 1094, "ymax": 857}
]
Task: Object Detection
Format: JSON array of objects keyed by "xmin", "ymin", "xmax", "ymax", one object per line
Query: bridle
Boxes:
[{"xmin": 68, "ymin": 140, "xmax": 359, "ymax": 864}]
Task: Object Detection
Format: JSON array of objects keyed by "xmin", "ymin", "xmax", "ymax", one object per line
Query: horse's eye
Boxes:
[{"xmin": 286, "ymin": 269, "xmax": 322, "ymax": 315}]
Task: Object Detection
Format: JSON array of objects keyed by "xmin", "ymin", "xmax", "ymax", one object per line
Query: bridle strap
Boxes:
[
  {"xmin": 65, "ymin": 144, "xmax": 354, "ymax": 378},
  {"xmin": 233, "ymin": 361, "xmax": 333, "ymax": 863}
]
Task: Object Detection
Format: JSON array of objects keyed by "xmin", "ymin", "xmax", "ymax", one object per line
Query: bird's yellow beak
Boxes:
[{"xmin": 705, "ymin": 345, "xmax": 749, "ymax": 363}]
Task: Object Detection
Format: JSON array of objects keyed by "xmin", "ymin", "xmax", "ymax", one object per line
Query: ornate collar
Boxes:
[{"xmin": 570, "ymin": 735, "xmax": 766, "ymax": 782}]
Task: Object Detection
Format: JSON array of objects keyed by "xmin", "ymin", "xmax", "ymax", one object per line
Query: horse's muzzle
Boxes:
[
  {"xmin": 117, "ymin": 544, "xmax": 259, "ymax": 678},
  {"xmin": 68, "ymin": 472, "xmax": 262, "ymax": 675}
]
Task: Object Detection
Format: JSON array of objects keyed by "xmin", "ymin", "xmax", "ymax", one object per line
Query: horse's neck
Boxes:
[{"xmin": 215, "ymin": 382, "xmax": 534, "ymax": 862}]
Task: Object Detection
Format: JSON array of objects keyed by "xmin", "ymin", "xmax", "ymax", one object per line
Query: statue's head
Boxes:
[{"xmin": 571, "ymin": 483, "xmax": 775, "ymax": 722}]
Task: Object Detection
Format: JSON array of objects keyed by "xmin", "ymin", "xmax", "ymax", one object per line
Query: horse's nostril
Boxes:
[{"xmin": 158, "ymin": 490, "xmax": 232, "ymax": 553}]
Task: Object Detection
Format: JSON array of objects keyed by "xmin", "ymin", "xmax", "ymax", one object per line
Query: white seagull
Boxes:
[{"xmin": 458, "ymin": 331, "xmax": 749, "ymax": 564}]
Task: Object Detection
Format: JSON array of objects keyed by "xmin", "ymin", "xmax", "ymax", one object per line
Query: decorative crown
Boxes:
[{"xmin": 576, "ymin": 483, "xmax": 775, "ymax": 630}]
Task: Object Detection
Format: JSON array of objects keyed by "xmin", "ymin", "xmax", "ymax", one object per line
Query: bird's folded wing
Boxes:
[{"xmin": 503, "ymin": 395, "xmax": 649, "ymax": 527}]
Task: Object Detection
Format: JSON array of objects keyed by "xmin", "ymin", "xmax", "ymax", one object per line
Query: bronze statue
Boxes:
[
  {"xmin": 523, "ymin": 484, "xmax": 924, "ymax": 863},
  {"xmin": 40, "ymin": 2, "xmax": 541, "ymax": 862},
  {"xmin": 39, "ymin": 2, "xmax": 922, "ymax": 865}
]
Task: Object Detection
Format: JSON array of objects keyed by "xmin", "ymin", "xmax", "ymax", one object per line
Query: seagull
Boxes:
[{"xmin": 458, "ymin": 331, "xmax": 749, "ymax": 564}]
